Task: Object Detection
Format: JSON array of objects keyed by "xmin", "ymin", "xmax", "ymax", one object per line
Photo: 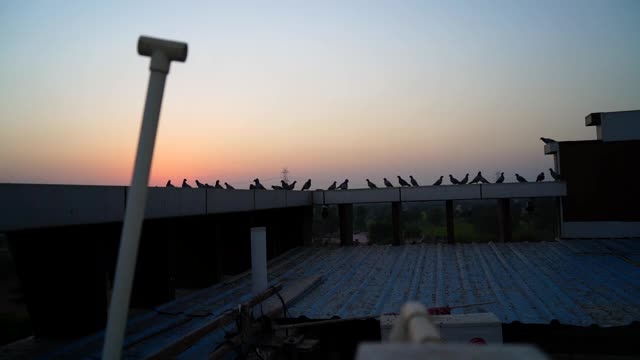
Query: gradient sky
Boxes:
[{"xmin": 1, "ymin": 1, "xmax": 639, "ymax": 188}]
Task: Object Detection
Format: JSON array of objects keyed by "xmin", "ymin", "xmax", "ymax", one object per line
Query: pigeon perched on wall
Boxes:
[
  {"xmin": 515, "ymin": 174, "xmax": 528, "ymax": 183},
  {"xmin": 409, "ymin": 176, "xmax": 419, "ymax": 187},
  {"xmin": 479, "ymin": 173, "xmax": 490, "ymax": 184},
  {"xmin": 182, "ymin": 179, "xmax": 192, "ymax": 188},
  {"xmin": 253, "ymin": 178, "xmax": 266, "ymax": 190},
  {"xmin": 384, "ymin": 178, "xmax": 394, "ymax": 187},
  {"xmin": 224, "ymin": 182, "xmax": 235, "ymax": 190},
  {"xmin": 214, "ymin": 180, "xmax": 224, "ymax": 189},
  {"xmin": 301, "ymin": 179, "xmax": 311, "ymax": 191},
  {"xmin": 449, "ymin": 175, "xmax": 459, "ymax": 185},
  {"xmin": 249, "ymin": 184, "xmax": 256, "ymax": 189},
  {"xmin": 536, "ymin": 172, "xmax": 545, "ymax": 182},
  {"xmin": 398, "ymin": 176, "xmax": 410, "ymax": 187},
  {"xmin": 328, "ymin": 181, "xmax": 337, "ymax": 190},
  {"xmin": 338, "ymin": 179, "xmax": 349, "ymax": 190},
  {"xmin": 287, "ymin": 181, "xmax": 297, "ymax": 190},
  {"xmin": 195, "ymin": 180, "xmax": 205, "ymax": 188},
  {"xmin": 166, "ymin": 180, "xmax": 174, "ymax": 187},
  {"xmin": 366, "ymin": 179, "xmax": 378, "ymax": 188},
  {"xmin": 272, "ymin": 185, "xmax": 283, "ymax": 190},
  {"xmin": 495, "ymin": 173, "xmax": 505, "ymax": 183},
  {"xmin": 549, "ymin": 168, "xmax": 561, "ymax": 181},
  {"xmin": 205, "ymin": 183, "xmax": 212, "ymax": 188},
  {"xmin": 281, "ymin": 180, "xmax": 289, "ymax": 189},
  {"xmin": 540, "ymin": 137, "xmax": 556, "ymax": 144},
  {"xmin": 459, "ymin": 174, "xmax": 469, "ymax": 185},
  {"xmin": 470, "ymin": 172, "xmax": 482, "ymax": 184},
  {"xmin": 433, "ymin": 176, "xmax": 443, "ymax": 186}
]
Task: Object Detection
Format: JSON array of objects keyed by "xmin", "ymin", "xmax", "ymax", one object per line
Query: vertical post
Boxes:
[
  {"xmin": 301, "ymin": 206, "xmax": 314, "ymax": 246},
  {"xmin": 103, "ymin": 36, "xmax": 187, "ymax": 360},
  {"xmin": 497, "ymin": 199, "xmax": 512, "ymax": 242},
  {"xmin": 338, "ymin": 204, "xmax": 354, "ymax": 246},
  {"xmin": 445, "ymin": 200, "xmax": 455, "ymax": 244},
  {"xmin": 251, "ymin": 227, "xmax": 268, "ymax": 296},
  {"xmin": 392, "ymin": 202, "xmax": 402, "ymax": 245}
]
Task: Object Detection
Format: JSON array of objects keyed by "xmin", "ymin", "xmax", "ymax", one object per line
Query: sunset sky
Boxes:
[{"xmin": 1, "ymin": 1, "xmax": 639, "ymax": 189}]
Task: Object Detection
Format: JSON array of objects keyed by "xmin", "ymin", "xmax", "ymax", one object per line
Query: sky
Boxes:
[{"xmin": 1, "ymin": 1, "xmax": 639, "ymax": 189}]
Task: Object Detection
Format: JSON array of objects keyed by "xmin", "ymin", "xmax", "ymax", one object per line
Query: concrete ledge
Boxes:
[
  {"xmin": 207, "ymin": 189, "xmax": 254, "ymax": 214},
  {"xmin": 285, "ymin": 191, "xmax": 313, "ymax": 207},
  {"xmin": 323, "ymin": 188, "xmax": 400, "ymax": 204},
  {"xmin": 145, "ymin": 188, "xmax": 206, "ymax": 219},
  {"xmin": 255, "ymin": 190, "xmax": 287, "ymax": 210},
  {"xmin": 481, "ymin": 182, "xmax": 567, "ymax": 199},
  {"xmin": 0, "ymin": 184, "xmax": 125, "ymax": 231},
  {"xmin": 402, "ymin": 185, "xmax": 481, "ymax": 201},
  {"xmin": 312, "ymin": 190, "xmax": 325, "ymax": 205}
]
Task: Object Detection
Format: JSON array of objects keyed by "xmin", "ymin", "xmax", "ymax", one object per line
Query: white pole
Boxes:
[
  {"xmin": 251, "ymin": 227, "xmax": 268, "ymax": 296},
  {"xmin": 102, "ymin": 36, "xmax": 187, "ymax": 360}
]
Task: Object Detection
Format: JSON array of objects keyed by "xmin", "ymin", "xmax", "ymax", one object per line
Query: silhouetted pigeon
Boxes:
[
  {"xmin": 366, "ymin": 179, "xmax": 378, "ymax": 188},
  {"xmin": 410, "ymin": 176, "xmax": 419, "ymax": 187},
  {"xmin": 384, "ymin": 178, "xmax": 394, "ymax": 187},
  {"xmin": 281, "ymin": 180, "xmax": 289, "ymax": 189},
  {"xmin": 272, "ymin": 185, "xmax": 283, "ymax": 190},
  {"xmin": 301, "ymin": 179, "xmax": 311, "ymax": 191},
  {"xmin": 327, "ymin": 181, "xmax": 337, "ymax": 190},
  {"xmin": 536, "ymin": 172, "xmax": 545, "ymax": 182},
  {"xmin": 515, "ymin": 174, "xmax": 528, "ymax": 183},
  {"xmin": 205, "ymin": 183, "xmax": 212, "ymax": 188},
  {"xmin": 338, "ymin": 179, "xmax": 349, "ymax": 190},
  {"xmin": 479, "ymin": 173, "xmax": 490, "ymax": 184},
  {"xmin": 397, "ymin": 176, "xmax": 410, "ymax": 187},
  {"xmin": 182, "ymin": 179, "xmax": 192, "ymax": 188},
  {"xmin": 214, "ymin": 180, "xmax": 224, "ymax": 189},
  {"xmin": 549, "ymin": 168, "xmax": 561, "ymax": 181},
  {"xmin": 459, "ymin": 174, "xmax": 469, "ymax": 185},
  {"xmin": 249, "ymin": 184, "xmax": 256, "ymax": 189},
  {"xmin": 287, "ymin": 181, "xmax": 297, "ymax": 190},
  {"xmin": 540, "ymin": 137, "xmax": 556, "ymax": 144},
  {"xmin": 224, "ymin": 182, "xmax": 235, "ymax": 190},
  {"xmin": 253, "ymin": 178, "xmax": 266, "ymax": 190},
  {"xmin": 495, "ymin": 172, "xmax": 505, "ymax": 183},
  {"xmin": 433, "ymin": 176, "xmax": 443, "ymax": 186},
  {"xmin": 166, "ymin": 180, "xmax": 174, "ymax": 187},
  {"xmin": 470, "ymin": 172, "xmax": 482, "ymax": 184},
  {"xmin": 449, "ymin": 175, "xmax": 459, "ymax": 185}
]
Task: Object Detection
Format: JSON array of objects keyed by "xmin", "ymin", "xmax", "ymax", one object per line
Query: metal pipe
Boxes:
[
  {"xmin": 251, "ymin": 227, "xmax": 268, "ymax": 296},
  {"xmin": 102, "ymin": 36, "xmax": 187, "ymax": 360}
]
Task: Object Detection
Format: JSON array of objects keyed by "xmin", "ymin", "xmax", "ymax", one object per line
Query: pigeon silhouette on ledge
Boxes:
[
  {"xmin": 495, "ymin": 173, "xmax": 505, "ymax": 183},
  {"xmin": 470, "ymin": 172, "xmax": 482, "ymax": 184},
  {"xmin": 366, "ymin": 179, "xmax": 378, "ymax": 188},
  {"xmin": 549, "ymin": 168, "xmax": 561, "ymax": 181},
  {"xmin": 195, "ymin": 180, "xmax": 205, "ymax": 188},
  {"xmin": 253, "ymin": 178, "xmax": 266, "ymax": 190},
  {"xmin": 214, "ymin": 180, "xmax": 224, "ymax": 189},
  {"xmin": 449, "ymin": 175, "xmax": 459, "ymax": 185},
  {"xmin": 410, "ymin": 176, "xmax": 419, "ymax": 187},
  {"xmin": 166, "ymin": 180, "xmax": 174, "ymax": 188},
  {"xmin": 433, "ymin": 176, "xmax": 443, "ymax": 186},
  {"xmin": 536, "ymin": 172, "xmax": 545, "ymax": 182},
  {"xmin": 271, "ymin": 185, "xmax": 283, "ymax": 190},
  {"xmin": 515, "ymin": 174, "xmax": 528, "ymax": 183},
  {"xmin": 287, "ymin": 181, "xmax": 297, "ymax": 190},
  {"xmin": 224, "ymin": 182, "xmax": 235, "ymax": 190},
  {"xmin": 301, "ymin": 179, "xmax": 311, "ymax": 191},
  {"xmin": 384, "ymin": 178, "xmax": 394, "ymax": 187},
  {"xmin": 327, "ymin": 181, "xmax": 337, "ymax": 190},
  {"xmin": 182, "ymin": 179, "xmax": 192, "ymax": 188},
  {"xmin": 459, "ymin": 174, "xmax": 469, "ymax": 185},
  {"xmin": 398, "ymin": 176, "xmax": 411, "ymax": 187},
  {"xmin": 338, "ymin": 179, "xmax": 349, "ymax": 190}
]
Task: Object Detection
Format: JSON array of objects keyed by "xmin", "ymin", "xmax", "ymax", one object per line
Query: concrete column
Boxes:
[
  {"xmin": 338, "ymin": 204, "xmax": 354, "ymax": 246},
  {"xmin": 497, "ymin": 199, "xmax": 512, "ymax": 243},
  {"xmin": 446, "ymin": 200, "xmax": 455, "ymax": 244},
  {"xmin": 392, "ymin": 201, "xmax": 402, "ymax": 245}
]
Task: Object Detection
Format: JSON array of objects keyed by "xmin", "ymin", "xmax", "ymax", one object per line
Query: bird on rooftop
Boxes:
[
  {"xmin": 515, "ymin": 174, "xmax": 528, "ymax": 183},
  {"xmin": 195, "ymin": 180, "xmax": 206, "ymax": 188},
  {"xmin": 366, "ymin": 179, "xmax": 378, "ymax": 188},
  {"xmin": 224, "ymin": 182, "xmax": 235, "ymax": 190},
  {"xmin": 272, "ymin": 185, "xmax": 283, "ymax": 190},
  {"xmin": 479, "ymin": 173, "xmax": 490, "ymax": 184},
  {"xmin": 205, "ymin": 183, "xmax": 212, "ymax": 188},
  {"xmin": 449, "ymin": 175, "xmax": 460, "ymax": 185},
  {"xmin": 540, "ymin": 137, "xmax": 557, "ymax": 144},
  {"xmin": 549, "ymin": 168, "xmax": 561, "ymax": 181},
  {"xmin": 536, "ymin": 172, "xmax": 545, "ymax": 182},
  {"xmin": 338, "ymin": 179, "xmax": 349, "ymax": 190},
  {"xmin": 253, "ymin": 178, "xmax": 266, "ymax": 190},
  {"xmin": 470, "ymin": 172, "xmax": 483, "ymax": 184},
  {"xmin": 495, "ymin": 172, "xmax": 505, "ymax": 183},
  {"xmin": 182, "ymin": 179, "xmax": 192, "ymax": 188},
  {"xmin": 166, "ymin": 180, "xmax": 174, "ymax": 187},
  {"xmin": 384, "ymin": 178, "xmax": 394, "ymax": 187},
  {"xmin": 281, "ymin": 180, "xmax": 289, "ymax": 189},
  {"xmin": 249, "ymin": 184, "xmax": 255, "ymax": 189},
  {"xmin": 409, "ymin": 176, "xmax": 419, "ymax": 187},
  {"xmin": 398, "ymin": 176, "xmax": 411, "ymax": 187},
  {"xmin": 287, "ymin": 181, "xmax": 297, "ymax": 190},
  {"xmin": 459, "ymin": 174, "xmax": 469, "ymax": 185},
  {"xmin": 433, "ymin": 176, "xmax": 443, "ymax": 186},
  {"xmin": 301, "ymin": 179, "xmax": 311, "ymax": 191},
  {"xmin": 327, "ymin": 181, "xmax": 337, "ymax": 190},
  {"xmin": 214, "ymin": 180, "xmax": 224, "ymax": 189}
]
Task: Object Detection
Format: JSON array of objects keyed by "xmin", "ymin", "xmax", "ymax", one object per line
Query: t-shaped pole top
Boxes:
[{"xmin": 137, "ymin": 35, "xmax": 188, "ymax": 74}]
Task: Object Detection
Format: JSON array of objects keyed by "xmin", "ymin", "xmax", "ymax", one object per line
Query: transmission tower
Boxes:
[{"xmin": 281, "ymin": 168, "xmax": 289, "ymax": 183}]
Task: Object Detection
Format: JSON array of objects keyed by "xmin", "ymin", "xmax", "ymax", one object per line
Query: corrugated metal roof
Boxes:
[{"xmin": 283, "ymin": 240, "xmax": 640, "ymax": 326}]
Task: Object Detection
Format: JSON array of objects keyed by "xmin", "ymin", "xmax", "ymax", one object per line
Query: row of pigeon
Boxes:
[{"xmin": 168, "ymin": 169, "xmax": 561, "ymax": 190}]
